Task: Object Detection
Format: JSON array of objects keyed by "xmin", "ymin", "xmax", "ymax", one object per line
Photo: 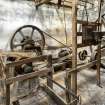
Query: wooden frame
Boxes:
[
  {"xmin": 4, "ymin": 55, "xmax": 52, "ymax": 105},
  {"xmin": 2, "ymin": 54, "xmax": 78, "ymax": 105},
  {"xmin": 65, "ymin": 0, "xmax": 102, "ymax": 104}
]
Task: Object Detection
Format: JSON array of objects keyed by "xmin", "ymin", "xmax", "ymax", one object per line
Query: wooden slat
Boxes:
[
  {"xmin": 6, "ymin": 68, "xmax": 49, "ymax": 85},
  {"xmin": 42, "ymin": 85, "xmax": 67, "ymax": 105},
  {"xmin": 67, "ymin": 60, "xmax": 97, "ymax": 73}
]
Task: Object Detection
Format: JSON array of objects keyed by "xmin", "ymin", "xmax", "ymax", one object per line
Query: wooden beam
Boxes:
[
  {"xmin": 71, "ymin": 0, "xmax": 78, "ymax": 104},
  {"xmin": 42, "ymin": 85, "xmax": 67, "ymax": 105},
  {"xmin": 6, "ymin": 69, "xmax": 50, "ymax": 85},
  {"xmin": 67, "ymin": 60, "xmax": 97, "ymax": 74},
  {"xmin": 46, "ymin": 2, "xmax": 72, "ymax": 9}
]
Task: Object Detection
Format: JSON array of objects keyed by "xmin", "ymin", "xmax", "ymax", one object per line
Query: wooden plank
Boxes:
[
  {"xmin": 42, "ymin": 85, "xmax": 67, "ymax": 105},
  {"xmin": 67, "ymin": 60, "xmax": 97, "ymax": 73},
  {"xmin": 6, "ymin": 69, "xmax": 50, "ymax": 85}
]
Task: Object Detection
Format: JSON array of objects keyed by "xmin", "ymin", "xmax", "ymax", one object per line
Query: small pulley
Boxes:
[{"xmin": 78, "ymin": 50, "xmax": 88, "ymax": 61}]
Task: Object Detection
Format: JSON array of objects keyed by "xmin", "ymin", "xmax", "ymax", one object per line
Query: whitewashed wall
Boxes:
[{"xmin": 0, "ymin": 0, "xmax": 72, "ymax": 50}]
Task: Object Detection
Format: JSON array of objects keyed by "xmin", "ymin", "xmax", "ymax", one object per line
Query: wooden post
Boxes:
[
  {"xmin": 0, "ymin": 57, "xmax": 5, "ymax": 78},
  {"xmin": 96, "ymin": 23, "xmax": 101, "ymax": 86},
  {"xmin": 96, "ymin": 0, "xmax": 102, "ymax": 86},
  {"xmin": 0, "ymin": 79, "xmax": 6, "ymax": 105},
  {"xmin": 96, "ymin": 42, "xmax": 101, "ymax": 85},
  {"xmin": 6, "ymin": 84, "xmax": 10, "ymax": 105},
  {"xmin": 5, "ymin": 67, "xmax": 10, "ymax": 105},
  {"xmin": 47, "ymin": 55, "xmax": 53, "ymax": 89},
  {"xmin": 66, "ymin": 0, "xmax": 78, "ymax": 104},
  {"xmin": 65, "ymin": 71, "xmax": 71, "ymax": 103},
  {"xmin": 71, "ymin": 0, "xmax": 78, "ymax": 104}
]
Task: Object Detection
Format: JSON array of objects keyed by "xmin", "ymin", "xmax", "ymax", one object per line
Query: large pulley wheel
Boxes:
[{"xmin": 10, "ymin": 25, "xmax": 45, "ymax": 52}]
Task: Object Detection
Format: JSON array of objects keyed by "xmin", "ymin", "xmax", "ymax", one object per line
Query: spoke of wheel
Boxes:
[
  {"xmin": 19, "ymin": 30, "xmax": 25, "ymax": 38},
  {"xmin": 31, "ymin": 28, "xmax": 35, "ymax": 37}
]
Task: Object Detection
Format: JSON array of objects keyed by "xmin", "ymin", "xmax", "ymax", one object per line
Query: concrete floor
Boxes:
[
  {"xmin": 16, "ymin": 67, "xmax": 105, "ymax": 105},
  {"xmin": 78, "ymin": 69, "xmax": 105, "ymax": 105}
]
